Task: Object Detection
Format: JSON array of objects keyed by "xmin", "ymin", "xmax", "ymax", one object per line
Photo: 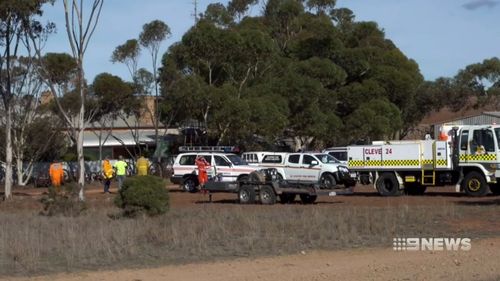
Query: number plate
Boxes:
[{"xmin": 328, "ymin": 191, "xmax": 337, "ymax": 196}]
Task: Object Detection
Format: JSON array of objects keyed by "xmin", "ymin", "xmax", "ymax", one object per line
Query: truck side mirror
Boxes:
[{"xmin": 310, "ymin": 160, "xmax": 319, "ymax": 166}]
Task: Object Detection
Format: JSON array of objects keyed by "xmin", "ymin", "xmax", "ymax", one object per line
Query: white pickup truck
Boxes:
[{"xmin": 242, "ymin": 152, "xmax": 356, "ymax": 189}]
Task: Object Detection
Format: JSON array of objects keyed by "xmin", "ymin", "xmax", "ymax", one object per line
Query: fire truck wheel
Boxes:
[
  {"xmin": 490, "ymin": 183, "xmax": 500, "ymax": 195},
  {"xmin": 260, "ymin": 185, "xmax": 277, "ymax": 205},
  {"xmin": 376, "ymin": 173, "xmax": 402, "ymax": 196},
  {"xmin": 239, "ymin": 185, "xmax": 256, "ymax": 204},
  {"xmin": 320, "ymin": 173, "xmax": 336, "ymax": 189},
  {"xmin": 183, "ymin": 177, "xmax": 199, "ymax": 193},
  {"xmin": 462, "ymin": 172, "xmax": 489, "ymax": 197},
  {"xmin": 279, "ymin": 193, "xmax": 296, "ymax": 204},
  {"xmin": 404, "ymin": 183, "xmax": 427, "ymax": 195},
  {"xmin": 300, "ymin": 194, "xmax": 317, "ymax": 204}
]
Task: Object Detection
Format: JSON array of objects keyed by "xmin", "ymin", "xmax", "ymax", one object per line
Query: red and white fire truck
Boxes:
[{"xmin": 347, "ymin": 124, "xmax": 500, "ymax": 196}]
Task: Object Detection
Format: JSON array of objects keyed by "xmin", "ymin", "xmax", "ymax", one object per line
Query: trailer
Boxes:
[
  {"xmin": 348, "ymin": 125, "xmax": 500, "ymax": 196},
  {"xmin": 201, "ymin": 168, "xmax": 352, "ymax": 204}
]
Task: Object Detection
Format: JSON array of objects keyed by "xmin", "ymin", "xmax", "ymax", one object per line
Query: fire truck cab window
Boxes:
[
  {"xmin": 472, "ymin": 129, "xmax": 495, "ymax": 154},
  {"xmin": 460, "ymin": 130, "xmax": 468, "ymax": 151},
  {"xmin": 495, "ymin": 128, "xmax": 500, "ymax": 150}
]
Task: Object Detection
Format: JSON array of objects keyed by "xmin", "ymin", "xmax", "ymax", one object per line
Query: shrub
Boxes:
[
  {"xmin": 40, "ymin": 182, "xmax": 87, "ymax": 217},
  {"xmin": 114, "ymin": 175, "xmax": 169, "ymax": 217}
]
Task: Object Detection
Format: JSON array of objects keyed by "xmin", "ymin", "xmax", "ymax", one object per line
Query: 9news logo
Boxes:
[{"xmin": 393, "ymin": 237, "xmax": 471, "ymax": 251}]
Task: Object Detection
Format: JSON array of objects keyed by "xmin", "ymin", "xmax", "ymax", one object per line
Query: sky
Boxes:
[{"xmin": 39, "ymin": 0, "xmax": 500, "ymax": 82}]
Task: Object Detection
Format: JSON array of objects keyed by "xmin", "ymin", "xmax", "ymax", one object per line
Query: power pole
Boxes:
[{"xmin": 192, "ymin": 0, "xmax": 199, "ymax": 24}]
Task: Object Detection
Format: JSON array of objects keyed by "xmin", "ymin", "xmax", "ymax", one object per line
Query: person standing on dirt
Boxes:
[
  {"xmin": 102, "ymin": 156, "xmax": 114, "ymax": 193},
  {"xmin": 137, "ymin": 155, "xmax": 149, "ymax": 176},
  {"xmin": 114, "ymin": 155, "xmax": 128, "ymax": 190},
  {"xmin": 195, "ymin": 155, "xmax": 210, "ymax": 187},
  {"xmin": 49, "ymin": 160, "xmax": 64, "ymax": 192}
]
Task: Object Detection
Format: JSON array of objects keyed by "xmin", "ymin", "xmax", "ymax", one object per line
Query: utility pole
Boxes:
[{"xmin": 192, "ymin": 0, "xmax": 199, "ymax": 24}]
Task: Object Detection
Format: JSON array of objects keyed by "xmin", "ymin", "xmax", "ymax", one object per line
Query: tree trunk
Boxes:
[
  {"xmin": 77, "ymin": 125, "xmax": 85, "ymax": 201},
  {"xmin": 77, "ymin": 59, "xmax": 86, "ymax": 201},
  {"xmin": 4, "ymin": 107, "xmax": 13, "ymax": 200},
  {"xmin": 16, "ymin": 158, "xmax": 24, "ymax": 186}
]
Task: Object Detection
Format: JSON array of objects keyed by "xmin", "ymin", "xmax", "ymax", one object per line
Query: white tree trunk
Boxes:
[
  {"xmin": 4, "ymin": 107, "xmax": 13, "ymax": 199},
  {"xmin": 16, "ymin": 158, "xmax": 24, "ymax": 186},
  {"xmin": 77, "ymin": 123, "xmax": 85, "ymax": 201}
]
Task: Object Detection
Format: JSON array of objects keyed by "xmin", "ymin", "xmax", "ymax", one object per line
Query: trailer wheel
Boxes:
[
  {"xmin": 490, "ymin": 183, "xmax": 500, "ymax": 196},
  {"xmin": 279, "ymin": 193, "xmax": 296, "ymax": 204},
  {"xmin": 404, "ymin": 183, "xmax": 427, "ymax": 195},
  {"xmin": 300, "ymin": 194, "xmax": 317, "ymax": 204},
  {"xmin": 462, "ymin": 171, "xmax": 489, "ymax": 197},
  {"xmin": 183, "ymin": 177, "xmax": 199, "ymax": 193},
  {"xmin": 376, "ymin": 173, "xmax": 402, "ymax": 196},
  {"xmin": 239, "ymin": 185, "xmax": 256, "ymax": 204},
  {"xmin": 259, "ymin": 185, "xmax": 276, "ymax": 205},
  {"xmin": 320, "ymin": 173, "xmax": 336, "ymax": 189}
]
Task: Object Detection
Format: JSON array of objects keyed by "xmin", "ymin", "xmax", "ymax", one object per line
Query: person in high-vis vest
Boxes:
[
  {"xmin": 49, "ymin": 160, "xmax": 64, "ymax": 192},
  {"xmin": 113, "ymin": 155, "xmax": 128, "ymax": 190},
  {"xmin": 137, "ymin": 155, "xmax": 149, "ymax": 176},
  {"xmin": 102, "ymin": 156, "xmax": 114, "ymax": 193},
  {"xmin": 195, "ymin": 155, "xmax": 210, "ymax": 187}
]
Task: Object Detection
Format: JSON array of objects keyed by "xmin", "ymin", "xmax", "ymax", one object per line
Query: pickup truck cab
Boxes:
[
  {"xmin": 171, "ymin": 152, "xmax": 259, "ymax": 192},
  {"xmin": 243, "ymin": 152, "xmax": 355, "ymax": 189}
]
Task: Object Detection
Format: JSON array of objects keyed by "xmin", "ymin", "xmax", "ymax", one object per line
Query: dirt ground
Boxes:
[
  {"xmin": 3, "ymin": 237, "xmax": 499, "ymax": 281},
  {"xmin": 1, "ymin": 183, "xmax": 500, "ymax": 280},
  {"xmin": 3, "ymin": 182, "xmax": 500, "ymax": 210}
]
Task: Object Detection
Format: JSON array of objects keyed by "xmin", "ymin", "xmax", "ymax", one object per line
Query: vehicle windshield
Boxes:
[
  {"xmin": 315, "ymin": 154, "xmax": 340, "ymax": 164},
  {"xmin": 226, "ymin": 154, "xmax": 248, "ymax": 165},
  {"xmin": 495, "ymin": 128, "xmax": 500, "ymax": 150}
]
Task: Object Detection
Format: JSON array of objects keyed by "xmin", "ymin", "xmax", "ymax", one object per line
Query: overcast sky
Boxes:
[{"xmin": 40, "ymin": 0, "xmax": 500, "ymax": 82}]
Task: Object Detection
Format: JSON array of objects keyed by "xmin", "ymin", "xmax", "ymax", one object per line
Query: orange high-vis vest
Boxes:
[{"xmin": 49, "ymin": 162, "xmax": 64, "ymax": 187}]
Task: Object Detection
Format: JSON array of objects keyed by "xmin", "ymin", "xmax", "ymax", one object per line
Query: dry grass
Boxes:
[{"xmin": 0, "ymin": 203, "xmax": 497, "ymax": 277}]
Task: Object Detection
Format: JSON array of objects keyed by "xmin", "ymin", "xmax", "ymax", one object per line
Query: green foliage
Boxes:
[
  {"xmin": 111, "ymin": 39, "xmax": 140, "ymax": 65},
  {"xmin": 139, "ymin": 20, "xmax": 171, "ymax": 50},
  {"xmin": 114, "ymin": 176, "xmax": 169, "ymax": 217},
  {"xmin": 158, "ymin": 0, "xmax": 428, "ymax": 147},
  {"xmin": 41, "ymin": 53, "xmax": 77, "ymax": 85}
]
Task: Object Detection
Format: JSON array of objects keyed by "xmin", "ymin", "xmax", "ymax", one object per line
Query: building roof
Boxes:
[
  {"xmin": 431, "ymin": 111, "xmax": 500, "ymax": 126},
  {"xmin": 83, "ymin": 128, "xmax": 178, "ymax": 147}
]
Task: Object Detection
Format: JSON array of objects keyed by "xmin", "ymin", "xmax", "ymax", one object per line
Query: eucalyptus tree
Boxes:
[{"xmin": 0, "ymin": 0, "xmax": 54, "ymax": 199}]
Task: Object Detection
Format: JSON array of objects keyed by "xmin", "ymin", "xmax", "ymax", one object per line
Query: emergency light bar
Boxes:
[{"xmin": 178, "ymin": 146, "xmax": 238, "ymax": 152}]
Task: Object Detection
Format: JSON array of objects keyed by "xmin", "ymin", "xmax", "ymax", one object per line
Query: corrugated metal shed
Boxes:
[{"xmin": 432, "ymin": 112, "xmax": 500, "ymax": 137}]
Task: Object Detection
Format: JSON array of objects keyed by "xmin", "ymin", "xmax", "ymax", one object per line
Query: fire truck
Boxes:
[{"xmin": 347, "ymin": 125, "xmax": 500, "ymax": 196}]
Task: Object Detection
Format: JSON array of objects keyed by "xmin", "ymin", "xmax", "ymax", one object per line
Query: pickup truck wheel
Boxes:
[
  {"xmin": 260, "ymin": 185, "xmax": 276, "ymax": 205},
  {"xmin": 279, "ymin": 193, "xmax": 296, "ymax": 204},
  {"xmin": 239, "ymin": 185, "xmax": 256, "ymax": 204},
  {"xmin": 183, "ymin": 177, "xmax": 199, "ymax": 193},
  {"xmin": 299, "ymin": 194, "xmax": 317, "ymax": 204},
  {"xmin": 462, "ymin": 171, "xmax": 489, "ymax": 197},
  {"xmin": 320, "ymin": 173, "xmax": 336, "ymax": 189},
  {"xmin": 376, "ymin": 173, "xmax": 402, "ymax": 196}
]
